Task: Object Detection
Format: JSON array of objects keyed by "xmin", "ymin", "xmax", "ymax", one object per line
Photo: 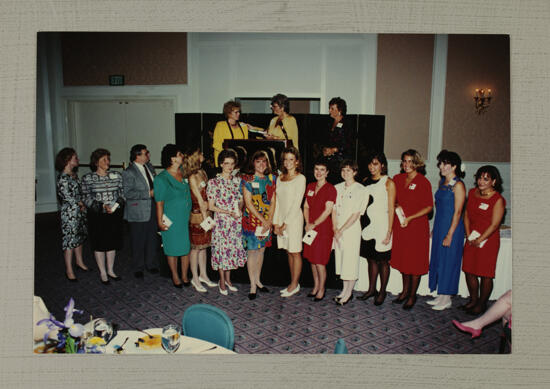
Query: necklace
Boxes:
[{"xmin": 480, "ymin": 189, "xmax": 494, "ymax": 196}]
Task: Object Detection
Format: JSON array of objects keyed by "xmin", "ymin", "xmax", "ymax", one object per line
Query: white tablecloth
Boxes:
[
  {"xmin": 106, "ymin": 328, "xmax": 235, "ymax": 354},
  {"xmin": 354, "ymin": 230, "xmax": 512, "ymax": 300}
]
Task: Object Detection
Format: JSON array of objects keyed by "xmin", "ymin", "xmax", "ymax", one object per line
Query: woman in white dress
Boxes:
[
  {"xmin": 332, "ymin": 160, "xmax": 364, "ymax": 305},
  {"xmin": 357, "ymin": 152, "xmax": 396, "ymax": 306},
  {"xmin": 273, "ymin": 146, "xmax": 306, "ymax": 298}
]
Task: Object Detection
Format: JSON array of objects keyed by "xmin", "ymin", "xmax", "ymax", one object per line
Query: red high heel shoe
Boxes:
[{"xmin": 452, "ymin": 320, "xmax": 482, "ymax": 339}]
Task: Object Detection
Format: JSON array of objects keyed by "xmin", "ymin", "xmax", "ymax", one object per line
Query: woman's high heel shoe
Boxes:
[
  {"xmin": 402, "ymin": 296, "xmax": 417, "ymax": 310},
  {"xmin": 65, "ymin": 274, "xmax": 77, "ymax": 282},
  {"xmin": 374, "ymin": 291, "xmax": 387, "ymax": 306},
  {"xmin": 337, "ymin": 294, "xmax": 353, "ymax": 306},
  {"xmin": 76, "ymin": 264, "xmax": 89, "ymax": 272},
  {"xmin": 357, "ymin": 290, "xmax": 377, "ymax": 301},
  {"xmin": 452, "ymin": 320, "xmax": 482, "ymax": 339}
]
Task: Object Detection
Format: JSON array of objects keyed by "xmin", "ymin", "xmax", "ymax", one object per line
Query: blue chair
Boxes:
[
  {"xmin": 334, "ymin": 338, "xmax": 348, "ymax": 354},
  {"xmin": 182, "ymin": 304, "xmax": 235, "ymax": 350}
]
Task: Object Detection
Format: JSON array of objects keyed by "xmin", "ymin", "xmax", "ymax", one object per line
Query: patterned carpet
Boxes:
[{"xmin": 35, "ymin": 213, "xmax": 508, "ymax": 354}]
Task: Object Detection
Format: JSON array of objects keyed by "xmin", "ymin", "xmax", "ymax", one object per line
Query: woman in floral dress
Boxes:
[
  {"xmin": 55, "ymin": 147, "xmax": 88, "ymax": 281},
  {"xmin": 241, "ymin": 150, "xmax": 277, "ymax": 300},
  {"xmin": 207, "ymin": 149, "xmax": 247, "ymax": 295}
]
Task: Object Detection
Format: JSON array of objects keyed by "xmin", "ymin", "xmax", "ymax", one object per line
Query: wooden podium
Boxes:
[{"xmin": 222, "ymin": 139, "xmax": 293, "ymax": 171}]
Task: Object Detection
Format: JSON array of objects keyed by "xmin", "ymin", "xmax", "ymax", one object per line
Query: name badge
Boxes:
[
  {"xmin": 479, "ymin": 202, "xmax": 489, "ymax": 210},
  {"xmin": 307, "ymin": 190, "xmax": 315, "ymax": 196},
  {"xmin": 184, "ymin": 178, "xmax": 189, "ymax": 183},
  {"xmin": 336, "ymin": 122, "xmax": 343, "ymax": 128},
  {"xmin": 408, "ymin": 183, "xmax": 416, "ymax": 190},
  {"xmin": 252, "ymin": 182, "xmax": 260, "ymax": 189},
  {"xmin": 199, "ymin": 181, "xmax": 206, "ymax": 188},
  {"xmin": 109, "ymin": 173, "xmax": 118, "ymax": 180}
]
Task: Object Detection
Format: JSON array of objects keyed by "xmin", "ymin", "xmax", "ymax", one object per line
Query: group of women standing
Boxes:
[{"xmin": 54, "ymin": 94, "xmax": 506, "ymax": 316}]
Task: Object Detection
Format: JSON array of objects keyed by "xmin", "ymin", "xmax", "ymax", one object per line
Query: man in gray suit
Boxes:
[{"xmin": 123, "ymin": 144, "xmax": 159, "ymax": 278}]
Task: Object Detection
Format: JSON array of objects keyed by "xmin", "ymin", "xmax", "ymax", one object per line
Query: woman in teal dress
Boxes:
[
  {"xmin": 428, "ymin": 150, "xmax": 466, "ymax": 310},
  {"xmin": 154, "ymin": 144, "xmax": 192, "ymax": 288}
]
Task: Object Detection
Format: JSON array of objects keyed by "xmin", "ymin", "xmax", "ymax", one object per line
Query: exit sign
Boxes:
[{"xmin": 109, "ymin": 75, "xmax": 125, "ymax": 86}]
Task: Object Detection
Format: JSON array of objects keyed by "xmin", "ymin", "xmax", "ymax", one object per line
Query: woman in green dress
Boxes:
[{"xmin": 154, "ymin": 144, "xmax": 192, "ymax": 288}]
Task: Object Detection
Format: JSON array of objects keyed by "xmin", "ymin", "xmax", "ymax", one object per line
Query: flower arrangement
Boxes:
[{"xmin": 36, "ymin": 298, "xmax": 86, "ymax": 353}]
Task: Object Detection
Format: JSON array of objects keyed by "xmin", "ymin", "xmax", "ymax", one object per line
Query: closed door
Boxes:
[{"xmin": 68, "ymin": 98, "xmax": 175, "ymax": 169}]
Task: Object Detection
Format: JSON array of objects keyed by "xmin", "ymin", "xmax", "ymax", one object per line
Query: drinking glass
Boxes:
[
  {"xmin": 161, "ymin": 324, "xmax": 181, "ymax": 353},
  {"xmin": 93, "ymin": 318, "xmax": 113, "ymax": 344}
]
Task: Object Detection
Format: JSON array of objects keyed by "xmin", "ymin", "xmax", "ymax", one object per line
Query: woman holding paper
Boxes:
[
  {"xmin": 266, "ymin": 94, "xmax": 299, "ymax": 149},
  {"xmin": 461, "ymin": 165, "xmax": 505, "ymax": 315},
  {"xmin": 241, "ymin": 150, "xmax": 277, "ymax": 300},
  {"xmin": 207, "ymin": 149, "xmax": 247, "ymax": 295},
  {"xmin": 81, "ymin": 148, "xmax": 125, "ymax": 285},
  {"xmin": 154, "ymin": 144, "xmax": 192, "ymax": 289},
  {"xmin": 332, "ymin": 160, "xmax": 364, "ymax": 305},
  {"xmin": 303, "ymin": 158, "xmax": 337, "ymax": 301},
  {"xmin": 357, "ymin": 152, "xmax": 395, "ymax": 306},
  {"xmin": 183, "ymin": 148, "xmax": 217, "ymax": 293},
  {"xmin": 273, "ymin": 146, "xmax": 306, "ymax": 298},
  {"xmin": 427, "ymin": 150, "xmax": 466, "ymax": 311},
  {"xmin": 390, "ymin": 149, "xmax": 433, "ymax": 310}
]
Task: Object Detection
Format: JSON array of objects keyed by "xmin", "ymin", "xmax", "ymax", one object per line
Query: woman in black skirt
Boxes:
[
  {"xmin": 81, "ymin": 148, "xmax": 125, "ymax": 285},
  {"xmin": 357, "ymin": 152, "xmax": 396, "ymax": 305}
]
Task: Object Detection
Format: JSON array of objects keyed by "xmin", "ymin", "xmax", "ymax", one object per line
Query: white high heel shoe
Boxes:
[
  {"xmin": 225, "ymin": 281, "xmax": 238, "ymax": 292},
  {"xmin": 427, "ymin": 295, "xmax": 443, "ymax": 305},
  {"xmin": 281, "ymin": 284, "xmax": 300, "ymax": 298},
  {"xmin": 191, "ymin": 279, "xmax": 207, "ymax": 293},
  {"xmin": 218, "ymin": 283, "xmax": 228, "ymax": 296},
  {"xmin": 199, "ymin": 276, "xmax": 217, "ymax": 288}
]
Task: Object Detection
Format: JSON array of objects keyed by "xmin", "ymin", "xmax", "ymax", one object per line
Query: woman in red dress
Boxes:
[
  {"xmin": 303, "ymin": 158, "xmax": 337, "ymax": 301},
  {"xmin": 390, "ymin": 149, "xmax": 433, "ymax": 310},
  {"xmin": 183, "ymin": 149, "xmax": 217, "ymax": 293},
  {"xmin": 461, "ymin": 165, "xmax": 506, "ymax": 315}
]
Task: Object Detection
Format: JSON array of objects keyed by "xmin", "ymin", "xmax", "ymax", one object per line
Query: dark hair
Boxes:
[
  {"xmin": 400, "ymin": 149, "xmax": 426, "ymax": 175},
  {"xmin": 271, "ymin": 93, "xmax": 290, "ymax": 113},
  {"xmin": 247, "ymin": 150, "xmax": 272, "ymax": 175},
  {"xmin": 367, "ymin": 151, "xmax": 388, "ymax": 176},
  {"xmin": 130, "ymin": 144, "xmax": 147, "ymax": 162},
  {"xmin": 280, "ymin": 146, "xmax": 302, "ymax": 174},
  {"xmin": 329, "ymin": 97, "xmax": 347, "ymax": 116},
  {"xmin": 218, "ymin": 148, "xmax": 238, "ymax": 167},
  {"xmin": 223, "ymin": 100, "xmax": 241, "ymax": 119},
  {"xmin": 474, "ymin": 165, "xmax": 503, "ymax": 193},
  {"xmin": 55, "ymin": 147, "xmax": 76, "ymax": 172},
  {"xmin": 313, "ymin": 157, "xmax": 330, "ymax": 171},
  {"xmin": 340, "ymin": 159, "xmax": 358, "ymax": 173},
  {"xmin": 161, "ymin": 144, "xmax": 182, "ymax": 169},
  {"xmin": 89, "ymin": 148, "xmax": 110, "ymax": 172},
  {"xmin": 437, "ymin": 149, "xmax": 465, "ymax": 179}
]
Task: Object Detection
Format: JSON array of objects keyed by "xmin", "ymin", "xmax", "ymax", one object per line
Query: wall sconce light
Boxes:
[{"xmin": 473, "ymin": 88, "xmax": 492, "ymax": 114}]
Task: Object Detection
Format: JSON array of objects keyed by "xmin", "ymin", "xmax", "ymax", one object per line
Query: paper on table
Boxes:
[
  {"xmin": 162, "ymin": 214, "xmax": 173, "ymax": 227},
  {"xmin": 200, "ymin": 216, "xmax": 215, "ymax": 231},
  {"xmin": 468, "ymin": 230, "xmax": 487, "ymax": 248},
  {"xmin": 302, "ymin": 230, "xmax": 318, "ymax": 245}
]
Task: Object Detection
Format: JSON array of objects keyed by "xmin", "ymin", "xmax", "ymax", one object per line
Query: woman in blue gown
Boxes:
[{"xmin": 428, "ymin": 150, "xmax": 466, "ymax": 310}]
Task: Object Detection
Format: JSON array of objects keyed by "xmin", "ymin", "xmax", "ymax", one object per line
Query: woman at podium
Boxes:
[
  {"xmin": 212, "ymin": 100, "xmax": 251, "ymax": 167},
  {"xmin": 266, "ymin": 93, "xmax": 299, "ymax": 149}
]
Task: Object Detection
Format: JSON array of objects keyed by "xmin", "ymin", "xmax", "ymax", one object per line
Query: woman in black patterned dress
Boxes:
[
  {"xmin": 55, "ymin": 148, "xmax": 87, "ymax": 281},
  {"xmin": 81, "ymin": 148, "xmax": 125, "ymax": 285}
]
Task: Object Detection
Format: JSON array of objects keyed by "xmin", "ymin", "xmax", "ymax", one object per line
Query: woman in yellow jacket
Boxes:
[
  {"xmin": 266, "ymin": 93, "xmax": 299, "ymax": 149},
  {"xmin": 212, "ymin": 100, "xmax": 257, "ymax": 167}
]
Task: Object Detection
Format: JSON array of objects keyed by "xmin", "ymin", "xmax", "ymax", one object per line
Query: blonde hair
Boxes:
[{"xmin": 183, "ymin": 149, "xmax": 202, "ymax": 178}]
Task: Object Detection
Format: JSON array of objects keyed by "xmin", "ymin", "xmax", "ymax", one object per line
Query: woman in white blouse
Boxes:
[
  {"xmin": 332, "ymin": 160, "xmax": 364, "ymax": 305},
  {"xmin": 273, "ymin": 146, "xmax": 306, "ymax": 298}
]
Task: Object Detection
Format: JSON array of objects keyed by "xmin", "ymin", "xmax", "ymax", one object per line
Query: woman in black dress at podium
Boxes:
[{"xmin": 322, "ymin": 97, "xmax": 355, "ymax": 184}]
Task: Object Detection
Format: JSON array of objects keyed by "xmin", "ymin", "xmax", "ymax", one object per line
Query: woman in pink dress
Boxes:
[
  {"xmin": 303, "ymin": 158, "xmax": 337, "ymax": 301},
  {"xmin": 390, "ymin": 149, "xmax": 433, "ymax": 310},
  {"xmin": 206, "ymin": 149, "xmax": 247, "ymax": 295}
]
